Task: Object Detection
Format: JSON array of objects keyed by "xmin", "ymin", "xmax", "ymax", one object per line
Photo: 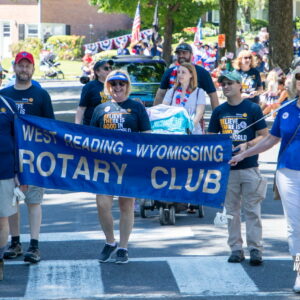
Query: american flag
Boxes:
[
  {"xmin": 131, "ymin": 2, "xmax": 141, "ymax": 44},
  {"xmin": 194, "ymin": 18, "xmax": 203, "ymax": 44}
]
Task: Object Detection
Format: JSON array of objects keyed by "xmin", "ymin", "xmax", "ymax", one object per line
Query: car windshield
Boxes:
[{"xmin": 113, "ymin": 61, "xmax": 165, "ymax": 83}]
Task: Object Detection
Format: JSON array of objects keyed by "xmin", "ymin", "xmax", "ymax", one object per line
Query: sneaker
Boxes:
[
  {"xmin": 3, "ymin": 243, "xmax": 23, "ymax": 259},
  {"xmin": 228, "ymin": 250, "xmax": 245, "ymax": 263},
  {"xmin": 24, "ymin": 247, "xmax": 41, "ymax": 263},
  {"xmin": 293, "ymin": 273, "xmax": 300, "ymax": 293},
  {"xmin": 249, "ymin": 249, "xmax": 263, "ymax": 266},
  {"xmin": 0, "ymin": 259, "xmax": 3, "ymax": 281},
  {"xmin": 99, "ymin": 243, "xmax": 117, "ymax": 263},
  {"xmin": 115, "ymin": 249, "xmax": 129, "ymax": 264}
]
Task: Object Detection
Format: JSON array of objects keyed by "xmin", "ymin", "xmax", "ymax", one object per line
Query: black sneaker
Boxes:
[
  {"xmin": 24, "ymin": 247, "xmax": 41, "ymax": 263},
  {"xmin": 228, "ymin": 250, "xmax": 245, "ymax": 263},
  {"xmin": 4, "ymin": 243, "xmax": 23, "ymax": 259},
  {"xmin": 115, "ymin": 248, "xmax": 129, "ymax": 264},
  {"xmin": 249, "ymin": 249, "xmax": 263, "ymax": 266},
  {"xmin": 0, "ymin": 259, "xmax": 3, "ymax": 281},
  {"xmin": 99, "ymin": 243, "xmax": 117, "ymax": 263}
]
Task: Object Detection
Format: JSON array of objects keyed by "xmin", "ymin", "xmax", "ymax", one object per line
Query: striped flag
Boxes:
[
  {"xmin": 194, "ymin": 18, "xmax": 203, "ymax": 44},
  {"xmin": 131, "ymin": 2, "xmax": 141, "ymax": 44}
]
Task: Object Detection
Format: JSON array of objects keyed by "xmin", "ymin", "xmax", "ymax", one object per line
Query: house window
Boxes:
[
  {"xmin": 27, "ymin": 24, "xmax": 39, "ymax": 37},
  {"xmin": 3, "ymin": 23, "xmax": 10, "ymax": 37}
]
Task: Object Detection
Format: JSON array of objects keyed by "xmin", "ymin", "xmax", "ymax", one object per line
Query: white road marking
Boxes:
[
  {"xmin": 168, "ymin": 256, "xmax": 258, "ymax": 296},
  {"xmin": 24, "ymin": 260, "xmax": 103, "ymax": 299}
]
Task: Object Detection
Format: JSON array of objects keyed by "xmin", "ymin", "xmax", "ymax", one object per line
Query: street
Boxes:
[{"xmin": 0, "ymin": 81, "xmax": 298, "ymax": 300}]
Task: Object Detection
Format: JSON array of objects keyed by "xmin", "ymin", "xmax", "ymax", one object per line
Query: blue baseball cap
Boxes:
[{"xmin": 107, "ymin": 72, "xmax": 129, "ymax": 82}]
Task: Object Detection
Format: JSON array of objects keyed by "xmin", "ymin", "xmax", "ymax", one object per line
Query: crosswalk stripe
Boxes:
[{"xmin": 24, "ymin": 260, "xmax": 104, "ymax": 299}]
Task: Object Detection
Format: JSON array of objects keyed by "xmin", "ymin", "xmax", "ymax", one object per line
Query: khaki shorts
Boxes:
[
  {"xmin": 0, "ymin": 178, "xmax": 17, "ymax": 217},
  {"xmin": 24, "ymin": 185, "xmax": 45, "ymax": 204}
]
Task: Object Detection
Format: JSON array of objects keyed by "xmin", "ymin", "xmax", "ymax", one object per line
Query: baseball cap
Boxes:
[
  {"xmin": 15, "ymin": 51, "xmax": 34, "ymax": 65},
  {"xmin": 218, "ymin": 70, "xmax": 242, "ymax": 83},
  {"xmin": 107, "ymin": 72, "xmax": 129, "ymax": 82},
  {"xmin": 175, "ymin": 43, "xmax": 193, "ymax": 54},
  {"xmin": 93, "ymin": 59, "xmax": 114, "ymax": 71}
]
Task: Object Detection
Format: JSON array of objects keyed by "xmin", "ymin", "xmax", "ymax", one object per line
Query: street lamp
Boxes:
[{"xmin": 89, "ymin": 24, "xmax": 94, "ymax": 43}]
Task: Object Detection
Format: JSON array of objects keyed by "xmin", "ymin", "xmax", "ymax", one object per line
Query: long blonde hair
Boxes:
[
  {"xmin": 233, "ymin": 50, "xmax": 257, "ymax": 70},
  {"xmin": 173, "ymin": 62, "xmax": 198, "ymax": 91}
]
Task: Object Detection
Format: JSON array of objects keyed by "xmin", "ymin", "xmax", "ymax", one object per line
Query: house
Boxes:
[{"xmin": 0, "ymin": 0, "xmax": 132, "ymax": 58}]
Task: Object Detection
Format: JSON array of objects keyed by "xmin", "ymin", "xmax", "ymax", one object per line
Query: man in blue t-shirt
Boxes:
[
  {"xmin": 208, "ymin": 70, "xmax": 268, "ymax": 266},
  {"xmin": 0, "ymin": 51, "xmax": 54, "ymax": 264},
  {"xmin": 154, "ymin": 42, "xmax": 219, "ymax": 109}
]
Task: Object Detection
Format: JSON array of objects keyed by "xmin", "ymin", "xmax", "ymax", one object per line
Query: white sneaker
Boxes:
[{"xmin": 293, "ymin": 273, "xmax": 300, "ymax": 293}]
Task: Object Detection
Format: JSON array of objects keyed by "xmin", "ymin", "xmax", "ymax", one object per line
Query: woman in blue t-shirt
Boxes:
[
  {"xmin": 229, "ymin": 67, "xmax": 300, "ymax": 294},
  {"xmin": 91, "ymin": 70, "xmax": 151, "ymax": 264}
]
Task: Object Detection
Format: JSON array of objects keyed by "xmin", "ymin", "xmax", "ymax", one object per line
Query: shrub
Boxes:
[
  {"xmin": 294, "ymin": 17, "xmax": 300, "ymax": 30},
  {"xmin": 107, "ymin": 29, "xmax": 131, "ymax": 38},
  {"xmin": 251, "ymin": 18, "xmax": 268, "ymax": 32},
  {"xmin": 45, "ymin": 35, "xmax": 85, "ymax": 60},
  {"xmin": 10, "ymin": 38, "xmax": 43, "ymax": 58}
]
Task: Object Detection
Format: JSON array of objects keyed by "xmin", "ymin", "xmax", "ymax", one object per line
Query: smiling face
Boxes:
[
  {"xmin": 14, "ymin": 59, "xmax": 34, "ymax": 83},
  {"xmin": 176, "ymin": 50, "xmax": 192, "ymax": 64},
  {"xmin": 108, "ymin": 80, "xmax": 128, "ymax": 102},
  {"xmin": 177, "ymin": 65, "xmax": 192, "ymax": 86}
]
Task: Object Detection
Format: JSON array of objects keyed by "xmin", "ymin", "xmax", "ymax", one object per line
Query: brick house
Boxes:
[{"xmin": 0, "ymin": 0, "xmax": 132, "ymax": 58}]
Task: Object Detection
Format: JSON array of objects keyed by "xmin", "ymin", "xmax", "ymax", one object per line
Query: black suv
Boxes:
[{"xmin": 111, "ymin": 55, "xmax": 166, "ymax": 107}]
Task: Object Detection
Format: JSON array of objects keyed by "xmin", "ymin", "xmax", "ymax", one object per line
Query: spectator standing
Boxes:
[
  {"xmin": 117, "ymin": 42, "xmax": 130, "ymax": 56},
  {"xmin": 250, "ymin": 37, "xmax": 265, "ymax": 56},
  {"xmin": 208, "ymin": 70, "xmax": 268, "ymax": 266},
  {"xmin": 154, "ymin": 42, "xmax": 219, "ymax": 109},
  {"xmin": 0, "ymin": 51, "xmax": 55, "ymax": 264}
]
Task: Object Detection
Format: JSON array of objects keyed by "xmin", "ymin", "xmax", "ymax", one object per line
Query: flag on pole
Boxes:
[
  {"xmin": 194, "ymin": 18, "xmax": 203, "ymax": 44},
  {"xmin": 131, "ymin": 1, "xmax": 141, "ymax": 44}
]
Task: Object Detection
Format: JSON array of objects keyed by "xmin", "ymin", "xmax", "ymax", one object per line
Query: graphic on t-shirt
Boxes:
[
  {"xmin": 241, "ymin": 74, "xmax": 256, "ymax": 92},
  {"xmin": 219, "ymin": 115, "xmax": 248, "ymax": 142},
  {"xmin": 15, "ymin": 97, "xmax": 34, "ymax": 114},
  {"xmin": 103, "ymin": 111, "xmax": 130, "ymax": 131}
]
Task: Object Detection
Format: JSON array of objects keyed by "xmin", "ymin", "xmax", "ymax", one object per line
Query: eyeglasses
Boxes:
[
  {"xmin": 110, "ymin": 81, "xmax": 127, "ymax": 87},
  {"xmin": 220, "ymin": 81, "xmax": 235, "ymax": 87},
  {"xmin": 295, "ymin": 73, "xmax": 300, "ymax": 80},
  {"xmin": 243, "ymin": 56, "xmax": 252, "ymax": 60},
  {"xmin": 102, "ymin": 66, "xmax": 112, "ymax": 71}
]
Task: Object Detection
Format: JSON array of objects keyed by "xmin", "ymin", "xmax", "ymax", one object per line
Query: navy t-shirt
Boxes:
[
  {"xmin": 0, "ymin": 95, "xmax": 18, "ymax": 179},
  {"xmin": 160, "ymin": 65, "xmax": 216, "ymax": 94},
  {"xmin": 90, "ymin": 99, "xmax": 151, "ymax": 132},
  {"xmin": 0, "ymin": 85, "xmax": 54, "ymax": 119},
  {"xmin": 270, "ymin": 101, "xmax": 300, "ymax": 170},
  {"xmin": 208, "ymin": 100, "xmax": 267, "ymax": 170},
  {"xmin": 79, "ymin": 80, "xmax": 111, "ymax": 125},
  {"xmin": 237, "ymin": 68, "xmax": 262, "ymax": 104}
]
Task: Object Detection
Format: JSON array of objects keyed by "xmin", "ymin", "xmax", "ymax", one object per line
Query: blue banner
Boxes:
[{"xmin": 15, "ymin": 115, "xmax": 232, "ymax": 208}]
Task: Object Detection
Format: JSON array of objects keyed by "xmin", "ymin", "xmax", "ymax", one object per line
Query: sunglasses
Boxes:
[
  {"xmin": 110, "ymin": 81, "xmax": 127, "ymax": 87},
  {"xmin": 102, "ymin": 66, "xmax": 112, "ymax": 71},
  {"xmin": 243, "ymin": 56, "xmax": 252, "ymax": 60},
  {"xmin": 220, "ymin": 81, "xmax": 235, "ymax": 87},
  {"xmin": 295, "ymin": 73, "xmax": 300, "ymax": 80}
]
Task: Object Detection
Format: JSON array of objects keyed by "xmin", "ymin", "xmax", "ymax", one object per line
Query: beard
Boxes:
[{"xmin": 16, "ymin": 72, "xmax": 32, "ymax": 83}]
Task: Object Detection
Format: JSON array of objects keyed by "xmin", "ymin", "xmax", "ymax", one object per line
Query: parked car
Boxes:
[{"xmin": 80, "ymin": 55, "xmax": 167, "ymax": 107}]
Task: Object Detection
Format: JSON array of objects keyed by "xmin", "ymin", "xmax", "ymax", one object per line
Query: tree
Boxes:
[
  {"xmin": 89, "ymin": 0, "xmax": 217, "ymax": 64},
  {"xmin": 268, "ymin": 0, "xmax": 293, "ymax": 72},
  {"xmin": 219, "ymin": 0, "xmax": 238, "ymax": 58}
]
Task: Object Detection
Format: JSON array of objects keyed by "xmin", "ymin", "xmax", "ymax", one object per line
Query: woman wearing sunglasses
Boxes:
[
  {"xmin": 75, "ymin": 59, "xmax": 113, "ymax": 125},
  {"xmin": 233, "ymin": 50, "xmax": 263, "ymax": 105},
  {"xmin": 90, "ymin": 70, "xmax": 151, "ymax": 264},
  {"xmin": 229, "ymin": 67, "xmax": 300, "ymax": 293}
]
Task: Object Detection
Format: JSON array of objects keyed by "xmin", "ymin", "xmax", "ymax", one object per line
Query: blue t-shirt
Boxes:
[
  {"xmin": 0, "ymin": 85, "xmax": 54, "ymax": 119},
  {"xmin": 237, "ymin": 68, "xmax": 262, "ymax": 104},
  {"xmin": 90, "ymin": 99, "xmax": 151, "ymax": 132},
  {"xmin": 270, "ymin": 101, "xmax": 300, "ymax": 170},
  {"xmin": 208, "ymin": 100, "xmax": 267, "ymax": 170},
  {"xmin": 0, "ymin": 95, "xmax": 18, "ymax": 180},
  {"xmin": 79, "ymin": 80, "xmax": 111, "ymax": 125},
  {"xmin": 160, "ymin": 65, "xmax": 216, "ymax": 94}
]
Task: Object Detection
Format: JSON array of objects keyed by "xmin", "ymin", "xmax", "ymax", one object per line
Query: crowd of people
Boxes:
[{"xmin": 0, "ymin": 31, "xmax": 299, "ymax": 293}]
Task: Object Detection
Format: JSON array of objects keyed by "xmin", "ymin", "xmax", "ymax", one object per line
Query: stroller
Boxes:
[
  {"xmin": 139, "ymin": 104, "xmax": 204, "ymax": 225},
  {"xmin": 40, "ymin": 52, "xmax": 64, "ymax": 79}
]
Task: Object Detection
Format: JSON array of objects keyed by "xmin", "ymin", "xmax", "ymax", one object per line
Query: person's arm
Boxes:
[
  {"xmin": 154, "ymin": 88, "xmax": 167, "ymax": 105},
  {"xmin": 193, "ymin": 104, "xmax": 205, "ymax": 127},
  {"xmin": 75, "ymin": 106, "xmax": 86, "ymax": 124},
  {"xmin": 208, "ymin": 92, "xmax": 219, "ymax": 109},
  {"xmin": 229, "ymin": 133, "xmax": 280, "ymax": 166}
]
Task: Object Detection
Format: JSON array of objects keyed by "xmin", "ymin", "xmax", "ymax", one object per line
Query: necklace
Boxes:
[{"xmin": 175, "ymin": 87, "xmax": 191, "ymax": 106}]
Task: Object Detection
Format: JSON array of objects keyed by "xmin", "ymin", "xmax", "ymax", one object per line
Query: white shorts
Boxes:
[{"xmin": 0, "ymin": 178, "xmax": 17, "ymax": 217}]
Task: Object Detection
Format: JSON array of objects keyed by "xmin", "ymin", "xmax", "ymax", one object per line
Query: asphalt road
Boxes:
[{"xmin": 0, "ymin": 82, "xmax": 298, "ymax": 300}]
